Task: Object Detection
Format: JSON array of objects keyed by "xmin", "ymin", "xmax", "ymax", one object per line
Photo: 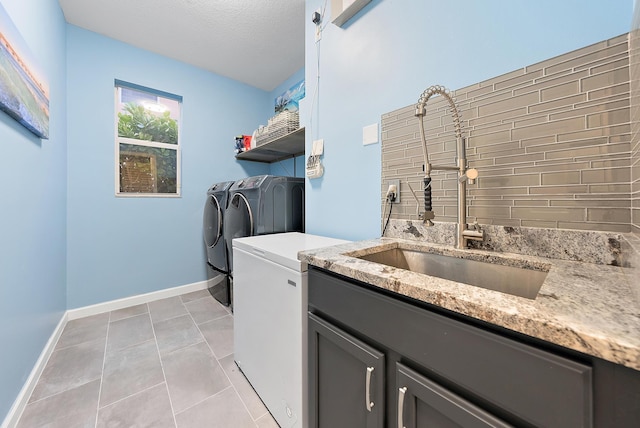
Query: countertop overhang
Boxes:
[{"xmin": 298, "ymin": 238, "xmax": 640, "ymax": 371}]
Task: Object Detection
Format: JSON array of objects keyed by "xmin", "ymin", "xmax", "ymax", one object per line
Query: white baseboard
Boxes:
[
  {"xmin": 2, "ymin": 277, "xmax": 222, "ymax": 427},
  {"xmin": 2, "ymin": 312, "xmax": 68, "ymax": 428},
  {"xmin": 67, "ymin": 279, "xmax": 214, "ymax": 320}
]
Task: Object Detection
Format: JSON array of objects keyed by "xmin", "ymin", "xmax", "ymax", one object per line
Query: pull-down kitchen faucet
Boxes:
[{"xmin": 414, "ymin": 85, "xmax": 484, "ymax": 248}]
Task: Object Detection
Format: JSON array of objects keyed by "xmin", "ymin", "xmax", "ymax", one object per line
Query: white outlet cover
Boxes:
[
  {"xmin": 363, "ymin": 123, "xmax": 378, "ymax": 145},
  {"xmin": 312, "ymin": 139, "xmax": 324, "ymax": 155}
]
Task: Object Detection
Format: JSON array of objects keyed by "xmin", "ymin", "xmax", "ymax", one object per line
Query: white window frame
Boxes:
[{"xmin": 114, "ymin": 82, "xmax": 182, "ymax": 198}]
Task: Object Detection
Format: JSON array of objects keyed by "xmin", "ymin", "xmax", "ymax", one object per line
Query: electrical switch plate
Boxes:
[
  {"xmin": 363, "ymin": 123, "xmax": 378, "ymax": 145},
  {"xmin": 312, "ymin": 139, "xmax": 324, "ymax": 155},
  {"xmin": 388, "ymin": 179, "xmax": 400, "ymax": 203}
]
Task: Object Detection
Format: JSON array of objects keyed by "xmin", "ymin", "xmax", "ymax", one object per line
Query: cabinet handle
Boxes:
[
  {"xmin": 398, "ymin": 386, "xmax": 407, "ymax": 428},
  {"xmin": 365, "ymin": 366, "xmax": 375, "ymax": 411}
]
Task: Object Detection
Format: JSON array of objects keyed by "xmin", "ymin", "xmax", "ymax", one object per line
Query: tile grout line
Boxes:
[
  {"xmin": 167, "ymin": 294, "xmax": 239, "ymax": 420},
  {"xmin": 108, "ymin": 308, "xmax": 150, "ymax": 324},
  {"xmin": 93, "ymin": 312, "xmax": 111, "ymax": 428},
  {"xmin": 95, "ymin": 381, "xmax": 166, "ymax": 411},
  {"xmin": 17, "ymin": 292, "xmax": 274, "ymax": 427},
  {"xmin": 94, "ymin": 309, "xmax": 166, "ymax": 411},
  {"xmin": 186, "ymin": 296, "xmax": 266, "ymax": 425},
  {"xmin": 160, "ymin": 337, "xmax": 207, "ymax": 358},
  {"xmin": 149, "ymin": 303, "xmax": 180, "ymax": 428},
  {"xmin": 172, "ymin": 385, "xmax": 235, "ymax": 418},
  {"xmin": 19, "ymin": 316, "xmax": 110, "ymax": 411}
]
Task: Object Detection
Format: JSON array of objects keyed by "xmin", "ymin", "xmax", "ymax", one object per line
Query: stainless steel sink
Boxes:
[{"xmin": 356, "ymin": 248, "xmax": 548, "ymax": 299}]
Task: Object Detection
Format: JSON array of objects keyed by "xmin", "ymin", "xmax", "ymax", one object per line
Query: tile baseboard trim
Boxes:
[
  {"xmin": 1, "ymin": 312, "xmax": 68, "ymax": 428},
  {"xmin": 67, "ymin": 279, "xmax": 212, "ymax": 320}
]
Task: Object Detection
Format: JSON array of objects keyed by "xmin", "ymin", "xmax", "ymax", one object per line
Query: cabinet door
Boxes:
[
  {"xmin": 309, "ymin": 268, "xmax": 592, "ymax": 427},
  {"xmin": 396, "ymin": 363, "xmax": 512, "ymax": 428},
  {"xmin": 308, "ymin": 313, "xmax": 385, "ymax": 428}
]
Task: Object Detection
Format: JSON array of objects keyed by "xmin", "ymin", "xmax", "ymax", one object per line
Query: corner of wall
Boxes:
[{"xmin": 631, "ymin": 2, "xmax": 640, "ymax": 234}]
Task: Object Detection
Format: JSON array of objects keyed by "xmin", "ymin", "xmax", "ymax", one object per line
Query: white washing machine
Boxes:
[{"xmin": 233, "ymin": 232, "xmax": 349, "ymax": 428}]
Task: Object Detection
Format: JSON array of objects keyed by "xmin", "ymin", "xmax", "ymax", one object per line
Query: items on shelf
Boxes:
[
  {"xmin": 254, "ymin": 110, "xmax": 300, "ymax": 147},
  {"xmin": 234, "ymin": 135, "xmax": 252, "ymax": 154}
]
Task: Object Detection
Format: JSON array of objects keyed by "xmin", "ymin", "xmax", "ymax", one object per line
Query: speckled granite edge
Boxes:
[
  {"xmin": 623, "ymin": 232, "xmax": 640, "ymax": 303},
  {"xmin": 383, "ymin": 220, "xmax": 629, "ymax": 266},
  {"xmin": 299, "ymin": 238, "xmax": 640, "ymax": 371}
]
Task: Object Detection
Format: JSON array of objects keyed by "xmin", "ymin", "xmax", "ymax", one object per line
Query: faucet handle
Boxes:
[{"xmin": 459, "ymin": 168, "xmax": 479, "ymax": 184}]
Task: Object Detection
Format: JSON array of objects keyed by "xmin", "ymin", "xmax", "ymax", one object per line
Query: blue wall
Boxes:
[
  {"xmin": 0, "ymin": 0, "xmax": 633, "ymax": 422},
  {"xmin": 0, "ymin": 0, "xmax": 67, "ymax": 420},
  {"xmin": 66, "ymin": 26, "xmax": 271, "ymax": 308},
  {"xmin": 301, "ymin": 0, "xmax": 633, "ymax": 241}
]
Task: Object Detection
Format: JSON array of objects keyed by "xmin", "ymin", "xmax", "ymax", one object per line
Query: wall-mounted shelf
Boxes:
[
  {"xmin": 331, "ymin": 0, "xmax": 372, "ymax": 27},
  {"xmin": 235, "ymin": 127, "xmax": 305, "ymax": 163}
]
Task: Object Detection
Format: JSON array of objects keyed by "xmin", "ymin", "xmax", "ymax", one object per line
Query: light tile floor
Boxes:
[{"xmin": 16, "ymin": 289, "xmax": 279, "ymax": 428}]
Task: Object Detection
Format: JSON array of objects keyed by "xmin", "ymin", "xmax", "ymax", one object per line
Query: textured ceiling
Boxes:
[{"xmin": 58, "ymin": 0, "xmax": 306, "ymax": 91}]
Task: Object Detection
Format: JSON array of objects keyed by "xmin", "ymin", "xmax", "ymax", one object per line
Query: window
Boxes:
[{"xmin": 115, "ymin": 80, "xmax": 182, "ymax": 196}]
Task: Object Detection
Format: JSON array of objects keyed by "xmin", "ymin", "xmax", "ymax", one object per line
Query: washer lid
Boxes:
[{"xmin": 233, "ymin": 232, "xmax": 349, "ymax": 272}]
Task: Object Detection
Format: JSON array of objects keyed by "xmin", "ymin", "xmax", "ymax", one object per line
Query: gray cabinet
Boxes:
[
  {"xmin": 308, "ymin": 313, "xmax": 385, "ymax": 428},
  {"xmin": 396, "ymin": 363, "xmax": 511, "ymax": 428},
  {"xmin": 308, "ymin": 267, "xmax": 640, "ymax": 427}
]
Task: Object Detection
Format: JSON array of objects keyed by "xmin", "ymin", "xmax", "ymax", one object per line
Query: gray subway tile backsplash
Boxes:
[
  {"xmin": 512, "ymin": 117, "xmax": 585, "ymax": 141},
  {"xmin": 514, "ymin": 162, "xmax": 590, "ymax": 174},
  {"xmin": 586, "ymin": 107, "xmax": 630, "ymax": 128},
  {"xmin": 581, "ymin": 67, "xmax": 630, "ymax": 92},
  {"xmin": 477, "ymin": 92, "xmax": 539, "ymax": 117},
  {"xmin": 581, "ymin": 166, "xmax": 631, "ymax": 184},
  {"xmin": 528, "ymin": 185, "xmax": 590, "ymax": 195},
  {"xmin": 382, "ymin": 33, "xmax": 635, "ymax": 233},
  {"xmin": 546, "ymin": 41, "xmax": 628, "ymax": 75},
  {"xmin": 588, "ymin": 82, "xmax": 629, "ymax": 101},
  {"xmin": 541, "ymin": 171, "xmax": 581, "ymax": 185},
  {"xmin": 538, "ymin": 80, "xmax": 583, "ymax": 101},
  {"xmin": 550, "ymin": 199, "xmax": 631, "ymax": 208},
  {"xmin": 549, "ymin": 97, "xmax": 628, "ymax": 121}
]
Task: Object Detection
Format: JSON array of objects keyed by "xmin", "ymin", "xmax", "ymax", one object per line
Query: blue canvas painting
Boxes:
[
  {"xmin": 275, "ymin": 79, "xmax": 305, "ymax": 113},
  {"xmin": 0, "ymin": 3, "xmax": 49, "ymax": 139}
]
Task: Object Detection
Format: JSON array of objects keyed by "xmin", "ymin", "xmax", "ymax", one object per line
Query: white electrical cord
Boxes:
[{"xmin": 307, "ymin": 0, "xmax": 328, "ymax": 142}]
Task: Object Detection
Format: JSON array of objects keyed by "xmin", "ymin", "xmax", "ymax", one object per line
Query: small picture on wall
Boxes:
[
  {"xmin": 0, "ymin": 3, "xmax": 49, "ymax": 139},
  {"xmin": 275, "ymin": 79, "xmax": 305, "ymax": 113}
]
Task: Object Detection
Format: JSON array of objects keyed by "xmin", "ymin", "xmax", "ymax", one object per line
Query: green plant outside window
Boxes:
[{"xmin": 115, "ymin": 83, "xmax": 181, "ymax": 196}]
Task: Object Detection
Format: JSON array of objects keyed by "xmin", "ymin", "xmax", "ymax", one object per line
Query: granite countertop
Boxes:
[{"xmin": 298, "ymin": 238, "xmax": 640, "ymax": 372}]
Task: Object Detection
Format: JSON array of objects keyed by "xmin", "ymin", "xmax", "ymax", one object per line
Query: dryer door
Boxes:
[
  {"xmin": 204, "ymin": 193, "xmax": 228, "ymax": 271},
  {"xmin": 224, "ymin": 192, "xmax": 254, "ymax": 275},
  {"xmin": 203, "ymin": 194, "xmax": 223, "ymax": 249}
]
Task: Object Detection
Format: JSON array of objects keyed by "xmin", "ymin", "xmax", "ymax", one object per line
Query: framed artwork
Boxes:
[
  {"xmin": 275, "ymin": 79, "xmax": 305, "ymax": 113},
  {"xmin": 0, "ymin": 3, "xmax": 49, "ymax": 139}
]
